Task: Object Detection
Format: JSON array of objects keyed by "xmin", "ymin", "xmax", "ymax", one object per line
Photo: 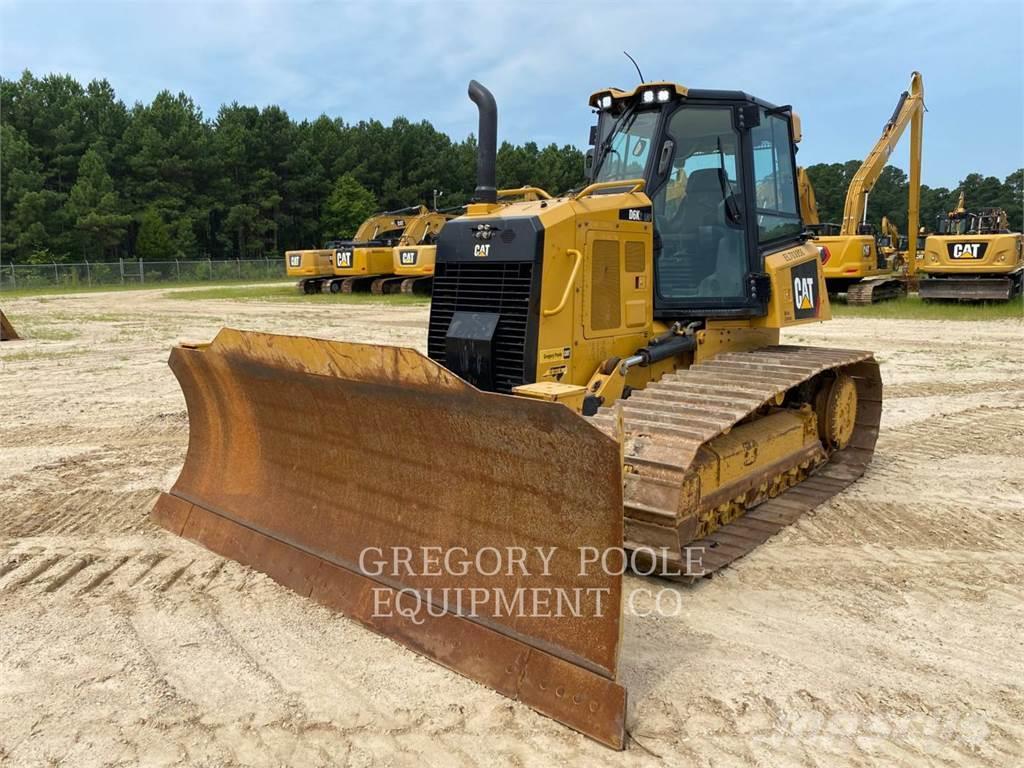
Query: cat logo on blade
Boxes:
[
  {"xmin": 619, "ymin": 206, "xmax": 653, "ymax": 222},
  {"xmin": 949, "ymin": 242, "xmax": 987, "ymax": 259},
  {"xmin": 791, "ymin": 259, "xmax": 819, "ymax": 319},
  {"xmin": 336, "ymin": 250, "xmax": 353, "ymax": 268},
  {"xmin": 473, "ymin": 244, "xmax": 491, "ymax": 258},
  {"xmin": 399, "ymin": 250, "xmax": 417, "ymax": 266}
]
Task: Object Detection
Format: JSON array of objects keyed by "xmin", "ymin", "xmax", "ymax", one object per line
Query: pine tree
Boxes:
[
  {"xmin": 322, "ymin": 174, "xmax": 377, "ymax": 239},
  {"xmin": 66, "ymin": 149, "xmax": 130, "ymax": 258},
  {"xmin": 135, "ymin": 209, "xmax": 172, "ymax": 260}
]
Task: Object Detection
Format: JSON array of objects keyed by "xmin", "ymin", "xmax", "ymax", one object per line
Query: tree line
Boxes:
[
  {"xmin": 1, "ymin": 71, "xmax": 585, "ymax": 264},
  {"xmin": 803, "ymin": 162, "xmax": 1022, "ymax": 236},
  {"xmin": 1, "ymin": 71, "xmax": 1020, "ymax": 265}
]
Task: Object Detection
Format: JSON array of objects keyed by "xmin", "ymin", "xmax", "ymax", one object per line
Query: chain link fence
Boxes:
[{"xmin": 0, "ymin": 257, "xmax": 287, "ymax": 291}]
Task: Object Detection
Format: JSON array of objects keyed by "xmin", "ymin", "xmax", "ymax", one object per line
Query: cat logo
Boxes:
[
  {"xmin": 473, "ymin": 244, "xmax": 491, "ymax": 258},
  {"xmin": 950, "ymin": 242, "xmax": 985, "ymax": 259},
  {"xmin": 791, "ymin": 259, "xmax": 819, "ymax": 319},
  {"xmin": 336, "ymin": 249, "xmax": 353, "ymax": 268},
  {"xmin": 288, "ymin": 255, "xmax": 300, "ymax": 267},
  {"xmin": 399, "ymin": 250, "xmax": 417, "ymax": 266},
  {"xmin": 794, "ymin": 276, "xmax": 815, "ymax": 310}
]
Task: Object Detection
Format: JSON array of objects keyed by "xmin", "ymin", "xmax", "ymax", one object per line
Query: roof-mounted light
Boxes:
[
  {"xmin": 641, "ymin": 90, "xmax": 655, "ymax": 104},
  {"xmin": 656, "ymin": 88, "xmax": 671, "ymax": 103},
  {"xmin": 599, "ymin": 94, "xmax": 612, "ymax": 109}
]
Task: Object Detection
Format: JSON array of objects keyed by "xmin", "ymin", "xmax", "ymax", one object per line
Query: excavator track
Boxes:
[
  {"xmin": 846, "ymin": 276, "xmax": 907, "ymax": 305},
  {"xmin": 587, "ymin": 346, "xmax": 881, "ymax": 579}
]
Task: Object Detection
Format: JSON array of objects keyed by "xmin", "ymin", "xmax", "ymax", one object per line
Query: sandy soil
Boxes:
[{"xmin": 1, "ymin": 286, "xmax": 1022, "ymax": 767}]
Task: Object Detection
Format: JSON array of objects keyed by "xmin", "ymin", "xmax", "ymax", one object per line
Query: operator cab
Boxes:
[{"xmin": 587, "ymin": 83, "xmax": 804, "ymax": 318}]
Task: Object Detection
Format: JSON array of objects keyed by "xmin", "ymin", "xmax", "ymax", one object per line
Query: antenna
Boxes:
[{"xmin": 624, "ymin": 51, "xmax": 645, "ymax": 84}]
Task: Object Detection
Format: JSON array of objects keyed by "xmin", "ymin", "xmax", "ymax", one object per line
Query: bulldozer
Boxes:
[
  {"xmin": 919, "ymin": 196, "xmax": 1023, "ymax": 301},
  {"xmin": 385, "ymin": 186, "xmax": 561, "ymax": 294},
  {"xmin": 809, "ymin": 72, "xmax": 924, "ymax": 305},
  {"xmin": 152, "ymin": 80, "xmax": 881, "ymax": 749}
]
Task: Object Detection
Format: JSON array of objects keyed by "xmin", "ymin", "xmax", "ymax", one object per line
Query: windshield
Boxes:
[{"xmin": 594, "ymin": 109, "xmax": 659, "ymax": 183}]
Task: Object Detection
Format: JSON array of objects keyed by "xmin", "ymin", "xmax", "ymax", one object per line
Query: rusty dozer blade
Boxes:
[
  {"xmin": 0, "ymin": 309, "xmax": 18, "ymax": 341},
  {"xmin": 152, "ymin": 328, "xmax": 627, "ymax": 748}
]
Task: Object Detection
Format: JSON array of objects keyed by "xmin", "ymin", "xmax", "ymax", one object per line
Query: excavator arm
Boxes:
[
  {"xmin": 797, "ymin": 167, "xmax": 820, "ymax": 226},
  {"xmin": 840, "ymin": 72, "xmax": 924, "ymax": 276}
]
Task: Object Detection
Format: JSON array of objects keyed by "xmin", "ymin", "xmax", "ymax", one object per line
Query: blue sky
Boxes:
[{"xmin": 1, "ymin": 0, "xmax": 1021, "ymax": 188}]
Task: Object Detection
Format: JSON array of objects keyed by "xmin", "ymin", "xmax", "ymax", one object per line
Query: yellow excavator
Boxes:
[
  {"xmin": 371, "ymin": 210, "xmax": 453, "ymax": 295},
  {"xmin": 285, "ymin": 208, "xmax": 431, "ymax": 294},
  {"xmin": 328, "ymin": 206, "xmax": 441, "ymax": 294},
  {"xmin": 810, "ymin": 72, "xmax": 924, "ymax": 304},
  {"xmin": 920, "ymin": 194, "xmax": 1023, "ymax": 300},
  {"xmin": 284, "ymin": 240, "xmax": 336, "ymax": 294},
  {"xmin": 383, "ymin": 189, "xmax": 554, "ymax": 295},
  {"xmin": 153, "ymin": 80, "xmax": 881, "ymax": 749}
]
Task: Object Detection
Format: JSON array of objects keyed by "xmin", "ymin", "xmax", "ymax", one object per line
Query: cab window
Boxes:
[
  {"xmin": 751, "ymin": 112, "xmax": 801, "ymax": 242},
  {"xmin": 594, "ymin": 110, "xmax": 658, "ymax": 183},
  {"xmin": 652, "ymin": 106, "xmax": 747, "ymax": 302}
]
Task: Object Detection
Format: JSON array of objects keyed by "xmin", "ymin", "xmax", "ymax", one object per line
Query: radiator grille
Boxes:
[
  {"xmin": 428, "ymin": 261, "xmax": 534, "ymax": 393},
  {"xmin": 625, "ymin": 240, "xmax": 646, "ymax": 273},
  {"xmin": 590, "ymin": 239, "xmax": 621, "ymax": 331}
]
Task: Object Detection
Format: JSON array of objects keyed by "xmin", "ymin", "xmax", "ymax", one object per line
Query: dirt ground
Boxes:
[{"xmin": 1, "ymin": 285, "xmax": 1022, "ymax": 768}]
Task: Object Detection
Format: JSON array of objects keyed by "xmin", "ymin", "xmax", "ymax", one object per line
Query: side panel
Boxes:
[
  {"xmin": 753, "ymin": 241, "xmax": 833, "ymax": 328},
  {"xmin": 817, "ymin": 234, "xmax": 887, "ymax": 280}
]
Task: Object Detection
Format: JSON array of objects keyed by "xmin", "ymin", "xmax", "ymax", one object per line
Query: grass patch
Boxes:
[
  {"xmin": 12, "ymin": 325, "xmax": 77, "ymax": 341},
  {"xmin": 0, "ymin": 347, "xmax": 89, "ymax": 362},
  {"xmin": 832, "ymin": 294, "xmax": 1024, "ymax": 321},
  {"xmin": 0, "ymin": 278, "xmax": 292, "ymax": 299},
  {"xmin": 165, "ymin": 284, "xmax": 431, "ymax": 305}
]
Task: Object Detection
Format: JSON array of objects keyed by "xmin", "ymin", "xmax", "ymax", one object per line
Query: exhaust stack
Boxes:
[{"xmin": 468, "ymin": 80, "xmax": 497, "ymax": 204}]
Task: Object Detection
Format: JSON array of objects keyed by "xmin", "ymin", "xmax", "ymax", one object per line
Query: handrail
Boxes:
[
  {"xmin": 542, "ymin": 249, "xmax": 583, "ymax": 317},
  {"xmin": 574, "ymin": 179, "xmax": 646, "ymax": 200},
  {"xmin": 497, "ymin": 186, "xmax": 552, "ymax": 201}
]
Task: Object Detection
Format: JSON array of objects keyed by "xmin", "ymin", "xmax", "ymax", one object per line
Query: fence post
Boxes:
[
  {"xmin": 85, "ymin": 260, "xmax": 91, "ymax": 286},
  {"xmin": 141, "ymin": 258, "xmax": 146, "ymax": 284},
  {"xmin": 52, "ymin": 259, "xmax": 59, "ymax": 285},
  {"xmin": 175, "ymin": 259, "xmax": 181, "ymax": 281},
  {"xmin": 119, "ymin": 258, "xmax": 125, "ymax": 284},
  {"xmin": 9, "ymin": 264, "xmax": 15, "ymax": 288},
  {"xmin": 237, "ymin": 259, "xmax": 241, "ymax": 280},
  {"xmin": 208, "ymin": 258, "xmax": 213, "ymax": 280}
]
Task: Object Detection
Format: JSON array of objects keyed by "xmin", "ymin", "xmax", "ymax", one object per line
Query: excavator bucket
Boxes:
[
  {"xmin": 0, "ymin": 310, "xmax": 18, "ymax": 341},
  {"xmin": 151, "ymin": 328, "xmax": 628, "ymax": 748}
]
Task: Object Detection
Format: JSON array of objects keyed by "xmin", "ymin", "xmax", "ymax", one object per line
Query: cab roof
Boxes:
[{"xmin": 588, "ymin": 81, "xmax": 782, "ymax": 112}]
